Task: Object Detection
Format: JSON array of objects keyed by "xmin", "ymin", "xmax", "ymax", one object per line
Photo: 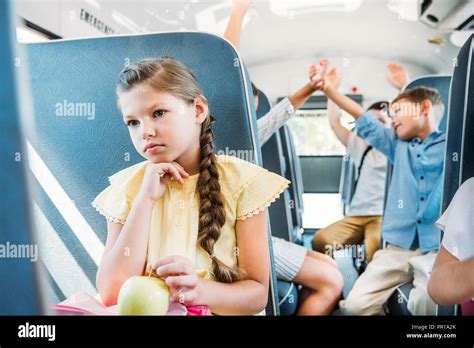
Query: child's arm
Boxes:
[
  {"xmin": 428, "ymin": 246, "xmax": 474, "ymax": 306},
  {"xmin": 311, "ymin": 61, "xmax": 396, "ymax": 161},
  {"xmin": 223, "ymin": 0, "xmax": 253, "ymax": 50},
  {"xmin": 387, "ymin": 63, "xmax": 409, "ymax": 91},
  {"xmin": 152, "ymin": 209, "xmax": 270, "ymax": 315},
  {"xmin": 199, "ymin": 209, "xmax": 270, "ymax": 314},
  {"xmin": 328, "ymin": 99, "xmax": 350, "ymax": 146},
  {"xmin": 309, "ymin": 61, "xmax": 364, "ymax": 119},
  {"xmin": 288, "ymin": 82, "xmax": 317, "ymax": 110},
  {"xmin": 324, "ymin": 83, "xmax": 364, "ymax": 119},
  {"xmin": 96, "ymin": 162, "xmax": 189, "ymax": 306},
  {"xmin": 257, "ymin": 81, "xmax": 316, "ymax": 146},
  {"xmin": 96, "ymin": 200, "xmax": 154, "ymax": 306},
  {"xmin": 324, "ymin": 66, "xmax": 350, "ymax": 146}
]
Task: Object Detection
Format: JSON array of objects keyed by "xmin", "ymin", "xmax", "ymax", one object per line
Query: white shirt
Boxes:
[
  {"xmin": 436, "ymin": 177, "xmax": 474, "ymax": 261},
  {"xmin": 345, "ymin": 132, "xmax": 387, "ymax": 216}
]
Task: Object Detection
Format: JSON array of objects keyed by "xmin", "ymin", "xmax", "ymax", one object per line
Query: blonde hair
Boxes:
[{"xmin": 116, "ymin": 57, "xmax": 245, "ymax": 283}]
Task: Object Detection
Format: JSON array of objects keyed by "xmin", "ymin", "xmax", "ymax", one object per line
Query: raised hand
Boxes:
[
  {"xmin": 309, "ymin": 65, "xmax": 326, "ymax": 91},
  {"xmin": 136, "ymin": 162, "xmax": 190, "ymax": 203},
  {"xmin": 309, "ymin": 59, "xmax": 332, "ymax": 91},
  {"xmin": 387, "ymin": 63, "xmax": 409, "ymax": 90}
]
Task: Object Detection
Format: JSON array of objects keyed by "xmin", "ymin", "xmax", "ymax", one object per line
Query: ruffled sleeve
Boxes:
[
  {"xmin": 92, "ymin": 184, "xmax": 130, "ymax": 224},
  {"xmin": 216, "ymin": 155, "xmax": 290, "ymax": 221},
  {"xmin": 91, "ymin": 161, "xmax": 148, "ymax": 225},
  {"xmin": 236, "ymin": 170, "xmax": 290, "ymax": 220}
]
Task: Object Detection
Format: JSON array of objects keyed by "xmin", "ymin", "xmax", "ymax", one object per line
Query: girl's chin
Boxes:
[{"xmin": 145, "ymin": 154, "xmax": 175, "ymax": 164}]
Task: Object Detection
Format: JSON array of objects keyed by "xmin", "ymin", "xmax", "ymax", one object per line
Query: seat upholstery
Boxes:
[
  {"xmin": 0, "ymin": 0, "xmax": 43, "ymax": 314},
  {"xmin": 256, "ymin": 91, "xmax": 298, "ymax": 315}
]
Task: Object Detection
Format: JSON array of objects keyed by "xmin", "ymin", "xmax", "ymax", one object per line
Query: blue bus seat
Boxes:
[
  {"xmin": 436, "ymin": 34, "xmax": 474, "ymax": 316},
  {"xmin": 0, "ymin": 0, "xmax": 43, "ymax": 315},
  {"xmin": 256, "ymin": 91, "xmax": 298, "ymax": 315},
  {"xmin": 279, "ymin": 125, "xmax": 304, "ymax": 243}
]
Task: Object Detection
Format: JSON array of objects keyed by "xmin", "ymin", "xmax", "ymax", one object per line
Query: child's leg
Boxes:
[
  {"xmin": 312, "ymin": 216, "xmax": 365, "ymax": 255},
  {"xmin": 293, "ymin": 250, "xmax": 344, "ymax": 315},
  {"xmin": 363, "ymin": 216, "xmax": 383, "ymax": 262},
  {"xmin": 407, "ymin": 252, "xmax": 437, "ymax": 315},
  {"xmin": 342, "ymin": 244, "xmax": 422, "ymax": 315},
  {"xmin": 272, "ymin": 237, "xmax": 343, "ymax": 315}
]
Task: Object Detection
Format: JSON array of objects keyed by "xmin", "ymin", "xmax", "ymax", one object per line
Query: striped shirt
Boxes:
[{"xmin": 257, "ymin": 97, "xmax": 295, "ymax": 146}]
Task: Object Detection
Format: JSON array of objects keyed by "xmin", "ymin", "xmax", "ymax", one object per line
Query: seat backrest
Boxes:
[
  {"xmin": 256, "ymin": 92, "xmax": 294, "ymax": 242},
  {"xmin": 279, "ymin": 125, "xmax": 304, "ymax": 236},
  {"xmin": 24, "ymin": 32, "xmax": 280, "ymax": 314},
  {"xmin": 442, "ymin": 35, "xmax": 474, "ymax": 212},
  {"xmin": 437, "ymin": 35, "xmax": 474, "ymax": 316},
  {"xmin": 0, "ymin": 0, "xmax": 43, "ymax": 314}
]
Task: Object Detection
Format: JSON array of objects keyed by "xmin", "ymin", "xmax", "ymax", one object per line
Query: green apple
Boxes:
[{"xmin": 117, "ymin": 276, "xmax": 170, "ymax": 315}]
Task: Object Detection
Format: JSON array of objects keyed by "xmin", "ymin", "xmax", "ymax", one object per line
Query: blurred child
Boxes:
[
  {"xmin": 428, "ymin": 178, "xmax": 474, "ymax": 315},
  {"xmin": 224, "ymin": 0, "xmax": 344, "ymax": 315},
  {"xmin": 310, "ymin": 60, "xmax": 445, "ymax": 315},
  {"xmin": 312, "ymin": 63, "xmax": 388, "ymax": 263}
]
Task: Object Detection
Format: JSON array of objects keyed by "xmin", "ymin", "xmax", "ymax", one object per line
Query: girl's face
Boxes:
[{"xmin": 118, "ymin": 84, "xmax": 208, "ymax": 165}]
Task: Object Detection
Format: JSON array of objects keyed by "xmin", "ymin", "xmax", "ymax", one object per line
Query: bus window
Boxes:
[
  {"xmin": 286, "ymin": 103, "xmax": 355, "ymax": 230},
  {"xmin": 287, "ymin": 108, "xmax": 353, "ymax": 156}
]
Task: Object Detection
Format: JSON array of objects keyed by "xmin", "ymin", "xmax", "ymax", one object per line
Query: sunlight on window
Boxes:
[
  {"xmin": 302, "ymin": 193, "xmax": 344, "ymax": 229},
  {"xmin": 287, "ymin": 109, "xmax": 354, "ymax": 156}
]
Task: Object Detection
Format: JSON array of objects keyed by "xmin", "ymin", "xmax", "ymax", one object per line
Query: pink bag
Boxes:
[
  {"xmin": 50, "ymin": 291, "xmax": 211, "ymax": 316},
  {"xmin": 461, "ymin": 300, "xmax": 474, "ymax": 316}
]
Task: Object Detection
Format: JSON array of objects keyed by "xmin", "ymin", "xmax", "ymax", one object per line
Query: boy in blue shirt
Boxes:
[{"xmin": 310, "ymin": 61, "xmax": 445, "ymax": 315}]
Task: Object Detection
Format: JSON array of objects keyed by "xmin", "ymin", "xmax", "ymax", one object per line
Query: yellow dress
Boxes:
[{"xmin": 92, "ymin": 155, "xmax": 290, "ymax": 280}]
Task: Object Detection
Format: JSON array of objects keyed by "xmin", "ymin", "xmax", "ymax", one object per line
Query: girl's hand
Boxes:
[
  {"xmin": 149, "ymin": 255, "xmax": 202, "ymax": 306},
  {"xmin": 136, "ymin": 162, "xmax": 189, "ymax": 202}
]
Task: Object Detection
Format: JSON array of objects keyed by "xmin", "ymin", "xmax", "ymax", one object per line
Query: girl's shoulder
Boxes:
[
  {"xmin": 91, "ymin": 161, "xmax": 148, "ymax": 224},
  {"xmin": 215, "ymin": 154, "xmax": 263, "ymax": 177},
  {"xmin": 215, "ymin": 155, "xmax": 290, "ymax": 220},
  {"xmin": 215, "ymin": 154, "xmax": 271, "ymax": 191},
  {"xmin": 107, "ymin": 160, "xmax": 148, "ymax": 187}
]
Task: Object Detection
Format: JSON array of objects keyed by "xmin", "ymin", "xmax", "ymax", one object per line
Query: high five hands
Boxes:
[{"xmin": 309, "ymin": 59, "xmax": 341, "ymax": 92}]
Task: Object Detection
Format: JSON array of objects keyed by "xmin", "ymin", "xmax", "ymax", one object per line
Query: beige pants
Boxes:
[
  {"xmin": 341, "ymin": 244, "xmax": 437, "ymax": 315},
  {"xmin": 312, "ymin": 216, "xmax": 382, "ymax": 262}
]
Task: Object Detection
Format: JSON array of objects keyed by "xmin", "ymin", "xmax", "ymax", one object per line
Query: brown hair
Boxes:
[
  {"xmin": 116, "ymin": 57, "xmax": 245, "ymax": 283},
  {"xmin": 392, "ymin": 86, "xmax": 445, "ymax": 121},
  {"xmin": 392, "ymin": 86, "xmax": 443, "ymax": 105},
  {"xmin": 251, "ymin": 82, "xmax": 259, "ymax": 97},
  {"xmin": 367, "ymin": 101, "xmax": 389, "ymax": 112}
]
